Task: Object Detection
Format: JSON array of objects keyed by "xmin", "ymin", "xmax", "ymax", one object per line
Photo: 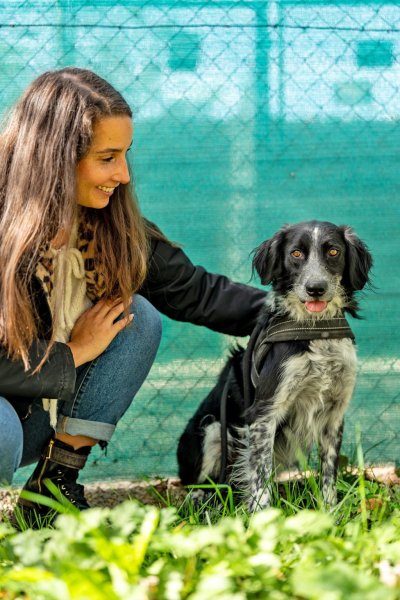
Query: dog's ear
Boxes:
[
  {"xmin": 252, "ymin": 230, "xmax": 285, "ymax": 285},
  {"xmin": 340, "ymin": 226, "xmax": 373, "ymax": 291}
]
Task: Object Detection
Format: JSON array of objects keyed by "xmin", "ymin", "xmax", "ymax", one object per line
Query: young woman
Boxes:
[{"xmin": 0, "ymin": 68, "xmax": 266, "ymax": 520}]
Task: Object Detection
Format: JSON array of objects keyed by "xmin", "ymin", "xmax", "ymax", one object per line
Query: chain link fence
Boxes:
[{"xmin": 4, "ymin": 0, "xmax": 399, "ymax": 483}]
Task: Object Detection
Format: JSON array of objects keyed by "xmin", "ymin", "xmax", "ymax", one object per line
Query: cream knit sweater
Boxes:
[{"xmin": 42, "ymin": 222, "xmax": 93, "ymax": 427}]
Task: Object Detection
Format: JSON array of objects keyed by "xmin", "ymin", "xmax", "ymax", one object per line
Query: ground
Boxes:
[{"xmin": 0, "ymin": 478, "xmax": 187, "ymax": 522}]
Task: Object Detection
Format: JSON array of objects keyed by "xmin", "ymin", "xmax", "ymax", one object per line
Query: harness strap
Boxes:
[
  {"xmin": 251, "ymin": 315, "xmax": 355, "ymax": 388},
  {"xmin": 243, "ymin": 321, "xmax": 264, "ymax": 418},
  {"xmin": 218, "ymin": 366, "xmax": 233, "ymax": 483}
]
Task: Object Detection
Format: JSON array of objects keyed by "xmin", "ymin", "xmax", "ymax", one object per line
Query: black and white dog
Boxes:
[{"xmin": 177, "ymin": 221, "xmax": 372, "ymax": 511}]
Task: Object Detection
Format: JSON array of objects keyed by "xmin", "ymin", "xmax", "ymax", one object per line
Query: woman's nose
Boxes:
[{"xmin": 113, "ymin": 157, "xmax": 130, "ymax": 184}]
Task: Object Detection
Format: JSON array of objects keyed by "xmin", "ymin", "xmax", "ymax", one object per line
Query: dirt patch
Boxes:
[{"xmin": 0, "ymin": 478, "xmax": 187, "ymax": 522}]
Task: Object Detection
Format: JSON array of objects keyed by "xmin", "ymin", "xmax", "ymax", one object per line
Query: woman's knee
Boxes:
[
  {"xmin": 0, "ymin": 397, "xmax": 23, "ymax": 484},
  {"xmin": 131, "ymin": 294, "xmax": 162, "ymax": 351}
]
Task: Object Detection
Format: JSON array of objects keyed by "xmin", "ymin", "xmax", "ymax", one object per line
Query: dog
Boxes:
[{"xmin": 177, "ymin": 220, "xmax": 372, "ymax": 511}]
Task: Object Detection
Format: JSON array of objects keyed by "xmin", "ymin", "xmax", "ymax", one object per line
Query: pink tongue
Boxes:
[{"xmin": 305, "ymin": 300, "xmax": 327, "ymax": 313}]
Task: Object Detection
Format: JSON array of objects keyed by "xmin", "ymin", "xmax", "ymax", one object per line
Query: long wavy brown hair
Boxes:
[{"xmin": 0, "ymin": 67, "xmax": 153, "ymax": 368}]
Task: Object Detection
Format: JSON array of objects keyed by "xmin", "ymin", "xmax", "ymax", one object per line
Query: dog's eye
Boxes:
[
  {"xmin": 291, "ymin": 249, "xmax": 303, "ymax": 258},
  {"xmin": 328, "ymin": 248, "xmax": 339, "ymax": 257}
]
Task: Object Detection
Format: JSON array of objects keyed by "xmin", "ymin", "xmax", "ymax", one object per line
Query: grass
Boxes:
[
  {"xmin": 12, "ymin": 479, "xmax": 80, "ymax": 532},
  {"xmin": 1, "ymin": 461, "xmax": 400, "ymax": 599},
  {"xmin": 168, "ymin": 467, "xmax": 400, "ymax": 530}
]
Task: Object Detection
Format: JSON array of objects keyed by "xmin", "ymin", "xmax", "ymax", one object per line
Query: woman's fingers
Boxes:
[
  {"xmin": 95, "ymin": 301, "xmax": 132, "ymax": 326},
  {"xmin": 67, "ymin": 296, "xmax": 134, "ymax": 367},
  {"xmin": 91, "ymin": 297, "xmax": 132, "ymax": 319},
  {"xmin": 68, "ymin": 311, "xmax": 133, "ymax": 366},
  {"xmin": 114, "ymin": 313, "xmax": 134, "ymax": 331},
  {"xmin": 91, "ymin": 297, "xmax": 122, "ymax": 316},
  {"xmin": 107, "ymin": 301, "xmax": 128, "ymax": 323}
]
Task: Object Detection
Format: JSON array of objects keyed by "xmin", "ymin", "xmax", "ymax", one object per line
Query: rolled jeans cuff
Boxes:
[{"xmin": 56, "ymin": 415, "xmax": 116, "ymax": 442}]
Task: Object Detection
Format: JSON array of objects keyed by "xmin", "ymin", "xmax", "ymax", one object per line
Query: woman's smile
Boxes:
[{"xmin": 97, "ymin": 185, "xmax": 118, "ymax": 195}]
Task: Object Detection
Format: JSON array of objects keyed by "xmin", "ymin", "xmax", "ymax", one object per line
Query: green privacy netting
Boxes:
[{"xmin": 4, "ymin": 0, "xmax": 399, "ymax": 484}]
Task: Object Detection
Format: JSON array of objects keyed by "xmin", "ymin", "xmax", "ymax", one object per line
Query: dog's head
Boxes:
[{"xmin": 253, "ymin": 221, "xmax": 372, "ymax": 319}]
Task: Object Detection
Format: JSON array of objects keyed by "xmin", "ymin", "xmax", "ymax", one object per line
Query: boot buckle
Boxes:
[{"xmin": 44, "ymin": 439, "xmax": 55, "ymax": 460}]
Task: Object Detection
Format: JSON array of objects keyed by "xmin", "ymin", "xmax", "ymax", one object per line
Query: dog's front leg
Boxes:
[
  {"xmin": 319, "ymin": 419, "xmax": 344, "ymax": 509},
  {"xmin": 245, "ymin": 419, "xmax": 277, "ymax": 512}
]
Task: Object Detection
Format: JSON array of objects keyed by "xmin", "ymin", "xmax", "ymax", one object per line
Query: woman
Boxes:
[{"xmin": 0, "ymin": 68, "xmax": 265, "ymax": 520}]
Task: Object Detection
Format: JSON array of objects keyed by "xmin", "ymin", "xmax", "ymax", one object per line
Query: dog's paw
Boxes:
[
  {"xmin": 190, "ymin": 488, "xmax": 207, "ymax": 505},
  {"xmin": 187, "ymin": 488, "xmax": 216, "ymax": 507},
  {"xmin": 322, "ymin": 486, "xmax": 337, "ymax": 510},
  {"xmin": 247, "ymin": 488, "xmax": 271, "ymax": 512}
]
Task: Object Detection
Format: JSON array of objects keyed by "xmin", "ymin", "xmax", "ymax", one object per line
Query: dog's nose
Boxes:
[{"xmin": 305, "ymin": 281, "xmax": 327, "ymax": 297}]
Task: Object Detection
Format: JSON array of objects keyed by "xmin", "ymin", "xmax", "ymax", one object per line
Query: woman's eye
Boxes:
[
  {"xmin": 101, "ymin": 156, "xmax": 114, "ymax": 163},
  {"xmin": 291, "ymin": 249, "xmax": 303, "ymax": 258},
  {"xmin": 328, "ymin": 248, "xmax": 339, "ymax": 257}
]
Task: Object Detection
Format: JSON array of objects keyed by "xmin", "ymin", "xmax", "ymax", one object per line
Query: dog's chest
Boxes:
[{"xmin": 275, "ymin": 338, "xmax": 357, "ymax": 422}]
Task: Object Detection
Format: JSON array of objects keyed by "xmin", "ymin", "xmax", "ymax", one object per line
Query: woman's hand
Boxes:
[{"xmin": 66, "ymin": 298, "xmax": 133, "ymax": 367}]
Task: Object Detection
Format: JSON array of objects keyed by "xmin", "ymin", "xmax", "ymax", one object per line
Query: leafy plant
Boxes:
[{"xmin": 1, "ymin": 471, "xmax": 400, "ymax": 600}]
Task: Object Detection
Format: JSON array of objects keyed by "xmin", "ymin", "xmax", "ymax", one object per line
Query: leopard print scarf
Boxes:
[{"xmin": 35, "ymin": 216, "xmax": 107, "ymax": 304}]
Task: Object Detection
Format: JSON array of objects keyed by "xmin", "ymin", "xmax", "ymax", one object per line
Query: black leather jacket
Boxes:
[{"xmin": 0, "ymin": 235, "xmax": 266, "ymax": 418}]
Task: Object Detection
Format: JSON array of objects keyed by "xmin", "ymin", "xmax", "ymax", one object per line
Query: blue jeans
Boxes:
[{"xmin": 0, "ymin": 295, "xmax": 162, "ymax": 485}]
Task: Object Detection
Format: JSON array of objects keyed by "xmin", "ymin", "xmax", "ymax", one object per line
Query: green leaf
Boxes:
[
  {"xmin": 291, "ymin": 561, "xmax": 396, "ymax": 600},
  {"xmin": 284, "ymin": 510, "xmax": 333, "ymax": 538}
]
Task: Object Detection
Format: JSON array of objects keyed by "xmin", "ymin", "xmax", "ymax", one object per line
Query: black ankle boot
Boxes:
[{"xmin": 17, "ymin": 438, "xmax": 91, "ymax": 525}]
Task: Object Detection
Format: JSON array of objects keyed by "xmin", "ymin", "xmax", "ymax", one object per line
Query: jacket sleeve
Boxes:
[
  {"xmin": 140, "ymin": 238, "xmax": 267, "ymax": 336},
  {"xmin": 0, "ymin": 339, "xmax": 76, "ymax": 402}
]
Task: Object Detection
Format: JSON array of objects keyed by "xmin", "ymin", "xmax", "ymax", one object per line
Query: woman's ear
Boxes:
[
  {"xmin": 252, "ymin": 230, "xmax": 285, "ymax": 285},
  {"xmin": 340, "ymin": 226, "xmax": 373, "ymax": 291}
]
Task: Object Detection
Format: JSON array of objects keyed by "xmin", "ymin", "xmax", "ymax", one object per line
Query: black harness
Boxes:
[{"xmin": 218, "ymin": 314, "xmax": 355, "ymax": 483}]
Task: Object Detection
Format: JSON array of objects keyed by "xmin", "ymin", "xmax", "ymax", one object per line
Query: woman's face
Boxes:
[{"xmin": 76, "ymin": 115, "xmax": 133, "ymax": 209}]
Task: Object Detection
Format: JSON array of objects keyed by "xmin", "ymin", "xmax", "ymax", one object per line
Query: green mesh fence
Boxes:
[{"xmin": 5, "ymin": 0, "xmax": 399, "ymax": 484}]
